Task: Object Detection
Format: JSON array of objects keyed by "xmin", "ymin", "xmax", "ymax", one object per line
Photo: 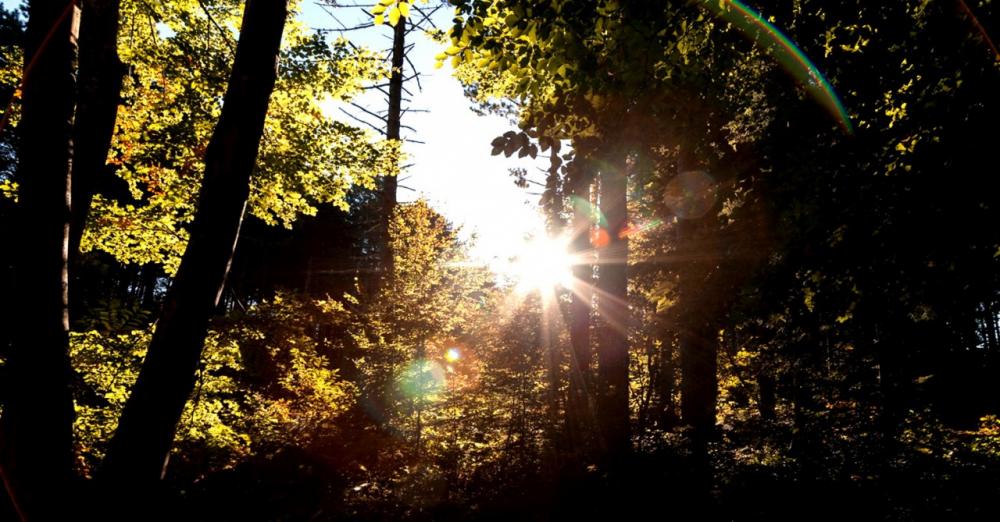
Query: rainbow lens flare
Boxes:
[{"xmin": 700, "ymin": 0, "xmax": 853, "ymax": 133}]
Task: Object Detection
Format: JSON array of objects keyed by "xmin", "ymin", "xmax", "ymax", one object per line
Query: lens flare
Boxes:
[
  {"xmin": 590, "ymin": 227, "xmax": 611, "ymax": 248},
  {"xmin": 664, "ymin": 170, "xmax": 717, "ymax": 219},
  {"xmin": 619, "ymin": 218, "xmax": 664, "ymax": 239},
  {"xmin": 569, "ymin": 195, "xmax": 607, "ymax": 227},
  {"xmin": 445, "ymin": 347, "xmax": 461, "ymax": 363},
  {"xmin": 699, "ymin": 0, "xmax": 853, "ymax": 133},
  {"xmin": 396, "ymin": 359, "xmax": 446, "ymax": 402}
]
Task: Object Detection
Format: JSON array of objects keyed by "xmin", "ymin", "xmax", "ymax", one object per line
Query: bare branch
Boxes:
[
  {"xmin": 404, "ymin": 56, "xmax": 423, "ymax": 91},
  {"xmin": 350, "ymin": 101, "xmax": 389, "ymax": 123},
  {"xmin": 409, "ymin": 4, "xmax": 442, "ymax": 32},
  {"xmin": 338, "ymin": 107, "xmax": 386, "ymax": 134},
  {"xmin": 320, "ymin": 22, "xmax": 375, "ymax": 32},
  {"xmin": 197, "ymin": 0, "xmax": 236, "ymax": 55}
]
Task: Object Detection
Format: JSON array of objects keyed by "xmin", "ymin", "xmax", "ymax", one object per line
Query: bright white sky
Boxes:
[{"xmin": 299, "ymin": 1, "xmax": 551, "ymax": 271}]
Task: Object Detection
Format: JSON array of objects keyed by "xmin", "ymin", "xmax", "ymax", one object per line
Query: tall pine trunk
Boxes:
[
  {"xmin": 100, "ymin": 0, "xmax": 289, "ymax": 485},
  {"xmin": 0, "ymin": 1, "xmax": 80, "ymax": 518},
  {"xmin": 595, "ymin": 148, "xmax": 630, "ymax": 462},
  {"xmin": 378, "ymin": 16, "xmax": 405, "ymax": 279}
]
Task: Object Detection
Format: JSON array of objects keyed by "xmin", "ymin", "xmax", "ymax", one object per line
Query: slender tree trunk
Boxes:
[
  {"xmin": 758, "ymin": 370, "xmax": 776, "ymax": 421},
  {"xmin": 379, "ymin": 16, "xmax": 405, "ymax": 278},
  {"xmin": 541, "ymin": 295, "xmax": 561, "ymax": 448},
  {"xmin": 678, "ymin": 307, "xmax": 718, "ymax": 438},
  {"xmin": 595, "ymin": 148, "xmax": 630, "ymax": 461},
  {"xmin": 565, "ymin": 157, "xmax": 593, "ymax": 445},
  {"xmin": 673, "ymin": 143, "xmax": 721, "ymax": 444},
  {"xmin": 0, "ymin": 1, "xmax": 80, "ymax": 518},
  {"xmin": 653, "ymin": 329, "xmax": 678, "ymax": 429},
  {"xmin": 100, "ymin": 0, "xmax": 288, "ymax": 485},
  {"xmin": 68, "ymin": 0, "xmax": 123, "ymax": 265}
]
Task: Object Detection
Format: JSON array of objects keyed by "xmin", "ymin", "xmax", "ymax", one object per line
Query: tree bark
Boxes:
[
  {"xmin": 565, "ymin": 156, "xmax": 593, "ymax": 444},
  {"xmin": 68, "ymin": 0, "xmax": 123, "ymax": 266},
  {"xmin": 595, "ymin": 148, "xmax": 630, "ymax": 461},
  {"xmin": 672, "ymin": 141, "xmax": 721, "ymax": 444},
  {"xmin": 100, "ymin": 0, "xmax": 288, "ymax": 485},
  {"xmin": 0, "ymin": 1, "xmax": 80, "ymax": 518},
  {"xmin": 379, "ymin": 16, "xmax": 405, "ymax": 278},
  {"xmin": 679, "ymin": 282, "xmax": 719, "ymax": 439},
  {"xmin": 653, "ymin": 329, "xmax": 678, "ymax": 429}
]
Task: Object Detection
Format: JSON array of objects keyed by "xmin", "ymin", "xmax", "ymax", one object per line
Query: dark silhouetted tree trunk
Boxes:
[
  {"xmin": 676, "ymin": 147, "xmax": 719, "ymax": 444},
  {"xmin": 758, "ymin": 371, "xmax": 776, "ymax": 421},
  {"xmin": 595, "ymin": 148, "xmax": 630, "ymax": 461},
  {"xmin": 378, "ymin": 16, "xmax": 405, "ymax": 279},
  {"xmin": 678, "ymin": 300, "xmax": 718, "ymax": 441},
  {"xmin": 100, "ymin": 0, "xmax": 289, "ymax": 485},
  {"xmin": 654, "ymin": 329, "xmax": 679, "ymax": 429},
  {"xmin": 68, "ymin": 0, "xmax": 123, "ymax": 266},
  {"xmin": 0, "ymin": 1, "xmax": 79, "ymax": 518},
  {"xmin": 565, "ymin": 155, "xmax": 593, "ymax": 446}
]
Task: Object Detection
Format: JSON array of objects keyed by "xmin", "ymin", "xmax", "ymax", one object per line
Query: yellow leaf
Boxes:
[
  {"xmin": 374, "ymin": 13, "xmax": 384, "ymax": 25},
  {"xmin": 388, "ymin": 6, "xmax": 400, "ymax": 25},
  {"xmin": 371, "ymin": 4, "xmax": 385, "ymax": 15},
  {"xmin": 398, "ymin": 2, "xmax": 410, "ymax": 18}
]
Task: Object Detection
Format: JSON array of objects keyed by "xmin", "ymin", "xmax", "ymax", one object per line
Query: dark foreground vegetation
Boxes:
[{"xmin": 1, "ymin": 0, "xmax": 999, "ymax": 520}]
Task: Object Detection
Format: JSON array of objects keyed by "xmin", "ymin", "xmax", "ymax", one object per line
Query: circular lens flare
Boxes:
[
  {"xmin": 664, "ymin": 170, "xmax": 717, "ymax": 219},
  {"xmin": 396, "ymin": 359, "xmax": 446, "ymax": 402}
]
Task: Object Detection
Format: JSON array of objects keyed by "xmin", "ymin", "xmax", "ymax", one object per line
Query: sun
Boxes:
[{"xmin": 507, "ymin": 236, "xmax": 576, "ymax": 293}]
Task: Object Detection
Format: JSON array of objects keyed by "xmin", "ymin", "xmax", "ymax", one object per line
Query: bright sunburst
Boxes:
[{"xmin": 506, "ymin": 236, "xmax": 576, "ymax": 293}]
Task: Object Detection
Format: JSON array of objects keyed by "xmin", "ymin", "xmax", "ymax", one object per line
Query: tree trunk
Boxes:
[
  {"xmin": 678, "ymin": 310, "xmax": 718, "ymax": 437},
  {"xmin": 677, "ymin": 218, "xmax": 718, "ymax": 441},
  {"xmin": 379, "ymin": 16, "xmax": 405, "ymax": 278},
  {"xmin": 565, "ymin": 156, "xmax": 593, "ymax": 446},
  {"xmin": 541, "ymin": 295, "xmax": 562, "ymax": 465},
  {"xmin": 100, "ymin": 0, "xmax": 288, "ymax": 485},
  {"xmin": 758, "ymin": 370, "xmax": 776, "ymax": 421},
  {"xmin": 595, "ymin": 148, "xmax": 630, "ymax": 462},
  {"xmin": 674, "ymin": 145, "xmax": 719, "ymax": 443},
  {"xmin": 68, "ymin": 0, "xmax": 123, "ymax": 267},
  {"xmin": 653, "ymin": 329, "xmax": 679, "ymax": 429},
  {"xmin": 0, "ymin": 1, "xmax": 80, "ymax": 518}
]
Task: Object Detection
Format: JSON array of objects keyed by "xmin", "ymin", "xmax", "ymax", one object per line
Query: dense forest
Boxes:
[{"xmin": 0, "ymin": 0, "xmax": 998, "ymax": 520}]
